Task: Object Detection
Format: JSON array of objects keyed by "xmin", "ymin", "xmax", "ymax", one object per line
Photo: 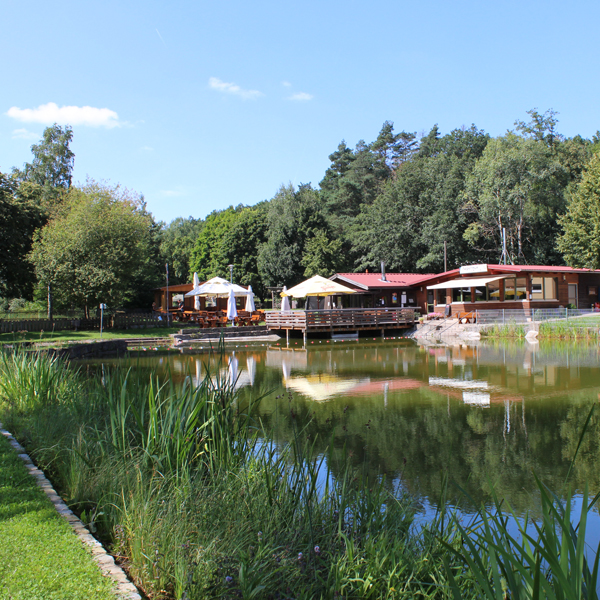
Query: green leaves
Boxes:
[
  {"xmin": 558, "ymin": 153, "xmax": 600, "ymax": 269},
  {"xmin": 29, "ymin": 181, "xmax": 160, "ymax": 310}
]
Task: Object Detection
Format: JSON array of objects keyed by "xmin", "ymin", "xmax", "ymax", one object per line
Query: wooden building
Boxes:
[
  {"xmin": 415, "ymin": 264, "xmax": 600, "ymax": 315},
  {"xmin": 329, "ymin": 272, "xmax": 432, "ymax": 309}
]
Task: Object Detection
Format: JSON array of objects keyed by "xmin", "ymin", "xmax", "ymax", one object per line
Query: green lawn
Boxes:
[
  {"xmin": 0, "ymin": 327, "xmax": 184, "ymax": 346},
  {"xmin": 0, "ymin": 434, "xmax": 117, "ymax": 599}
]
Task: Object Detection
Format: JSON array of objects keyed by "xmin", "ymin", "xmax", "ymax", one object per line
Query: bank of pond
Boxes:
[{"xmin": 0, "ymin": 344, "xmax": 599, "ymax": 599}]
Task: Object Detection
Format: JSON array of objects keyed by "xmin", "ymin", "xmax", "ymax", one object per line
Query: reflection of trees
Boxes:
[
  {"xmin": 255, "ymin": 380, "xmax": 600, "ymax": 514},
  {"xmin": 89, "ymin": 342, "xmax": 600, "ymax": 515}
]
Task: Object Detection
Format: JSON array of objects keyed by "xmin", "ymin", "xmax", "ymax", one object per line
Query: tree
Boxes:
[
  {"xmin": 29, "ymin": 181, "xmax": 159, "ymax": 316},
  {"xmin": 13, "ymin": 124, "xmax": 75, "ymax": 204},
  {"xmin": 0, "ymin": 172, "xmax": 45, "ymax": 298},
  {"xmin": 353, "ymin": 126, "xmax": 489, "ymax": 272},
  {"xmin": 557, "ymin": 153, "xmax": 600, "ymax": 268},
  {"xmin": 514, "ymin": 108, "xmax": 563, "ymax": 149},
  {"xmin": 217, "ymin": 204, "xmax": 269, "ymax": 298},
  {"xmin": 301, "ymin": 230, "xmax": 344, "ymax": 278},
  {"xmin": 257, "ymin": 184, "xmax": 327, "ymax": 287},
  {"xmin": 189, "ymin": 207, "xmax": 242, "ymax": 281},
  {"xmin": 159, "ymin": 216, "xmax": 203, "ymax": 284},
  {"xmin": 463, "ymin": 133, "xmax": 566, "ymax": 264}
]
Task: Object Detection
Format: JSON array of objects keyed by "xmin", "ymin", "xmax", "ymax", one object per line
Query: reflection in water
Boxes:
[{"xmin": 85, "ymin": 339, "xmax": 600, "ymax": 518}]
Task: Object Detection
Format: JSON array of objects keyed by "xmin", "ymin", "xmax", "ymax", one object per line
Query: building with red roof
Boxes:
[
  {"xmin": 330, "ymin": 264, "xmax": 600, "ymax": 315},
  {"xmin": 330, "ymin": 271, "xmax": 433, "ymax": 309},
  {"xmin": 413, "ymin": 263, "xmax": 600, "ymax": 314}
]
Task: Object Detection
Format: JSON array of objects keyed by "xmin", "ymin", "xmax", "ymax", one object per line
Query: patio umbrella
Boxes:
[
  {"xmin": 226, "ymin": 287, "xmax": 238, "ymax": 323},
  {"xmin": 281, "ymin": 275, "xmax": 356, "ymax": 298},
  {"xmin": 245, "ymin": 285, "xmax": 256, "ymax": 312},
  {"xmin": 281, "ymin": 286, "xmax": 291, "ymax": 311},
  {"xmin": 193, "ymin": 272, "xmax": 201, "ymax": 310},
  {"xmin": 185, "ymin": 276, "xmax": 249, "ymax": 298}
]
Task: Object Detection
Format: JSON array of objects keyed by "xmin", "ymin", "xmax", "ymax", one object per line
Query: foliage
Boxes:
[
  {"xmin": 443, "ymin": 481, "xmax": 600, "ymax": 600},
  {"xmin": 557, "ymin": 153, "xmax": 600, "ymax": 269},
  {"xmin": 0, "ymin": 172, "xmax": 45, "ymax": 298},
  {"xmin": 159, "ymin": 216, "xmax": 203, "ymax": 284},
  {"xmin": 29, "ymin": 180, "xmax": 161, "ymax": 313},
  {"xmin": 463, "ymin": 133, "xmax": 567, "ymax": 264},
  {"xmin": 354, "ymin": 125, "xmax": 489, "ymax": 272},
  {"xmin": 301, "ymin": 229, "xmax": 345, "ymax": 277},
  {"xmin": 12, "ymin": 123, "xmax": 75, "ymax": 204},
  {"xmin": 257, "ymin": 183, "xmax": 329, "ymax": 287}
]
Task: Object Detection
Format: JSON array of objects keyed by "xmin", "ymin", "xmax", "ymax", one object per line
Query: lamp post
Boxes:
[{"xmin": 228, "ymin": 264, "xmax": 234, "ymax": 283}]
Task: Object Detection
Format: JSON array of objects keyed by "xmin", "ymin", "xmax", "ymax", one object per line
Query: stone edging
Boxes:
[{"xmin": 0, "ymin": 425, "xmax": 142, "ymax": 600}]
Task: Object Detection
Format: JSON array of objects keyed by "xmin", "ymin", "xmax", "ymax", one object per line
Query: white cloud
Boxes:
[
  {"xmin": 208, "ymin": 77, "xmax": 263, "ymax": 100},
  {"xmin": 6, "ymin": 102, "xmax": 121, "ymax": 128},
  {"xmin": 288, "ymin": 92, "xmax": 314, "ymax": 102},
  {"xmin": 282, "ymin": 81, "xmax": 292, "ymax": 87},
  {"xmin": 12, "ymin": 128, "xmax": 38, "ymax": 140},
  {"xmin": 141, "ymin": 145, "xmax": 154, "ymax": 152},
  {"xmin": 161, "ymin": 189, "xmax": 184, "ymax": 197}
]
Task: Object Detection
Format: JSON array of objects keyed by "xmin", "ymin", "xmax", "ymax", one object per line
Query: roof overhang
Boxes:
[
  {"xmin": 427, "ymin": 275, "xmax": 509, "ymax": 290},
  {"xmin": 330, "ymin": 274, "xmax": 370, "ymax": 291}
]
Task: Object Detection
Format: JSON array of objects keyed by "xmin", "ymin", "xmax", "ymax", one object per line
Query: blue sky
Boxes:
[{"xmin": 2, "ymin": 0, "xmax": 599, "ymax": 223}]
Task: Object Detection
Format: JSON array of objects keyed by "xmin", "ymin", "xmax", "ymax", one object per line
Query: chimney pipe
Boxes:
[{"xmin": 380, "ymin": 261, "xmax": 387, "ymax": 282}]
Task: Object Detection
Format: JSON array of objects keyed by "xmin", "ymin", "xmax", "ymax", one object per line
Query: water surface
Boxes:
[{"xmin": 85, "ymin": 337, "xmax": 600, "ymax": 519}]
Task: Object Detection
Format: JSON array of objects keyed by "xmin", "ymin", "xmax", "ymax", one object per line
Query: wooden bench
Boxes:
[{"xmin": 458, "ymin": 311, "xmax": 476, "ymax": 324}]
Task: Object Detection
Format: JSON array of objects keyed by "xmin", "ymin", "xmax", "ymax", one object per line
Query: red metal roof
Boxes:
[
  {"xmin": 332, "ymin": 272, "xmax": 434, "ymax": 289},
  {"xmin": 415, "ymin": 264, "xmax": 600, "ymax": 286}
]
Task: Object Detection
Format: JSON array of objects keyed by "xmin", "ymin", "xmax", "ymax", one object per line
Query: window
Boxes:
[
  {"xmin": 532, "ymin": 277, "xmax": 544, "ymax": 300},
  {"xmin": 487, "ymin": 280, "xmax": 501, "ymax": 301},
  {"xmin": 504, "ymin": 278, "xmax": 515, "ymax": 300},
  {"xmin": 452, "ymin": 286, "xmax": 472, "ymax": 303},
  {"xmin": 437, "ymin": 290, "xmax": 446, "ymax": 305},
  {"xmin": 474, "ymin": 286, "xmax": 487, "ymax": 301},
  {"xmin": 516, "ymin": 277, "xmax": 527, "ymax": 300},
  {"xmin": 531, "ymin": 276, "xmax": 558, "ymax": 300}
]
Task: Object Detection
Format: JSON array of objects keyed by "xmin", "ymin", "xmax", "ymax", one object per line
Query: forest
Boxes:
[{"xmin": 2, "ymin": 109, "xmax": 600, "ymax": 312}]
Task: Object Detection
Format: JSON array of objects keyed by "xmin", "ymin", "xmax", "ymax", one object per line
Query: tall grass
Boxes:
[
  {"xmin": 1, "ymin": 348, "xmax": 599, "ymax": 599},
  {"xmin": 480, "ymin": 323, "xmax": 527, "ymax": 338}
]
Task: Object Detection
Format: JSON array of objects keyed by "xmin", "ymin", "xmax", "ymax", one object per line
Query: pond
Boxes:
[{"xmin": 84, "ymin": 337, "xmax": 600, "ymax": 522}]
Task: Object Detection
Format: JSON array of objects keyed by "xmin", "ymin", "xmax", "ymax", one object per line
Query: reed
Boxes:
[{"xmin": 1, "ymin": 348, "xmax": 598, "ymax": 599}]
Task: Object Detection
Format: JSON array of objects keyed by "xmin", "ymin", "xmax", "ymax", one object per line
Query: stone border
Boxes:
[{"xmin": 0, "ymin": 425, "xmax": 142, "ymax": 600}]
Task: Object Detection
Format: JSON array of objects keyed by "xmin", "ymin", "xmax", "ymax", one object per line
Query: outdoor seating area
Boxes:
[{"xmin": 177, "ymin": 309, "xmax": 265, "ymax": 328}]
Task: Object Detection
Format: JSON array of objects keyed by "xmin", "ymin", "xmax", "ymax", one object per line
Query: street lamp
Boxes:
[{"xmin": 228, "ymin": 264, "xmax": 234, "ymax": 283}]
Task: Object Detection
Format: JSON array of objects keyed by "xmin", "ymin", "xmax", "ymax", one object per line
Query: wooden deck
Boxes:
[{"xmin": 265, "ymin": 308, "xmax": 417, "ymax": 335}]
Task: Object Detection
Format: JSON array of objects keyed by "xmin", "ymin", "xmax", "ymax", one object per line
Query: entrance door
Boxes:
[
  {"xmin": 427, "ymin": 291, "xmax": 434, "ymax": 314},
  {"xmin": 568, "ymin": 284, "xmax": 578, "ymax": 308}
]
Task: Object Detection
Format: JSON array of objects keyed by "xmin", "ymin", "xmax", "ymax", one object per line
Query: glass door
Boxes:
[{"xmin": 568, "ymin": 284, "xmax": 578, "ymax": 307}]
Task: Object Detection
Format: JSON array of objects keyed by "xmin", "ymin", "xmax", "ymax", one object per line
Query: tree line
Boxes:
[{"xmin": 2, "ymin": 110, "xmax": 600, "ymax": 313}]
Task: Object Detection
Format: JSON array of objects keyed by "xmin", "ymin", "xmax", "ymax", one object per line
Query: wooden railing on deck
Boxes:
[{"xmin": 265, "ymin": 308, "xmax": 417, "ymax": 331}]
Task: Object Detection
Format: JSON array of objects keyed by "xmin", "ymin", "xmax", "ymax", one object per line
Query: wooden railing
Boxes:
[{"xmin": 265, "ymin": 308, "xmax": 417, "ymax": 331}]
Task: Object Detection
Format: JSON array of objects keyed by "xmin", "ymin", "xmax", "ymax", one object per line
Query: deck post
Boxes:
[
  {"xmin": 303, "ymin": 330, "xmax": 306, "ymax": 345},
  {"xmin": 286, "ymin": 329, "xmax": 289, "ymax": 344}
]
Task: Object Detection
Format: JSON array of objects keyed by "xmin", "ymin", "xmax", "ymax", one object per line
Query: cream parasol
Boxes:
[{"xmin": 280, "ymin": 275, "xmax": 356, "ymax": 298}]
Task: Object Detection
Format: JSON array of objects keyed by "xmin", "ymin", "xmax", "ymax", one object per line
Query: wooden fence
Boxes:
[{"xmin": 0, "ymin": 313, "xmax": 169, "ymax": 334}]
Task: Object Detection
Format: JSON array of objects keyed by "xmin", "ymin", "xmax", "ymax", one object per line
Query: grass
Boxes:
[
  {"xmin": 480, "ymin": 323, "xmax": 528, "ymax": 338},
  {"xmin": 0, "ymin": 433, "xmax": 117, "ymax": 600},
  {"xmin": 1, "ymin": 349, "xmax": 599, "ymax": 599},
  {"xmin": 0, "ymin": 326, "xmax": 185, "ymax": 346}
]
